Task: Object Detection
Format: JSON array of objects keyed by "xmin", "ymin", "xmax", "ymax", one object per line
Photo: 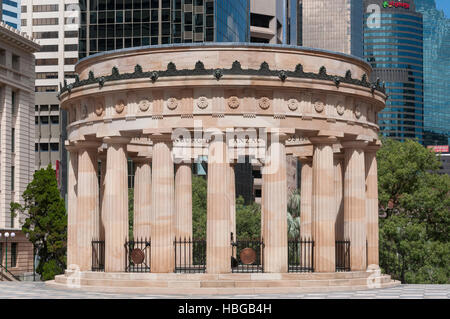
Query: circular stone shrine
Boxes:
[{"xmin": 49, "ymin": 44, "xmax": 400, "ymax": 294}]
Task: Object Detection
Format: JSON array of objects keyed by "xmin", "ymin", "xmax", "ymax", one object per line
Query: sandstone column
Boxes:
[
  {"xmin": 206, "ymin": 132, "xmax": 231, "ymax": 274},
  {"xmin": 151, "ymin": 135, "xmax": 175, "ymax": 273},
  {"xmin": 228, "ymin": 163, "xmax": 236, "ymax": 242},
  {"xmin": 365, "ymin": 146, "xmax": 380, "ymax": 268},
  {"xmin": 66, "ymin": 145, "xmax": 78, "ymax": 268},
  {"xmin": 134, "ymin": 158, "xmax": 152, "ymax": 240},
  {"xmin": 99, "ymin": 154, "xmax": 107, "ymax": 241},
  {"xmin": 262, "ymin": 133, "xmax": 288, "ymax": 273},
  {"xmin": 310, "ymin": 136, "xmax": 336, "ymax": 272},
  {"xmin": 174, "ymin": 162, "xmax": 193, "ymax": 267},
  {"xmin": 334, "ymin": 155, "xmax": 345, "ymax": 241},
  {"xmin": 343, "ymin": 141, "xmax": 368, "ymax": 271},
  {"xmin": 76, "ymin": 141, "xmax": 101, "ymax": 271},
  {"xmin": 299, "ymin": 157, "xmax": 312, "ymax": 239},
  {"xmin": 104, "ymin": 137, "xmax": 130, "ymax": 272}
]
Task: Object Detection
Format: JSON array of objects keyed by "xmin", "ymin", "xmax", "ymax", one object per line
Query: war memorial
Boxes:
[{"xmin": 48, "ymin": 43, "xmax": 400, "ymax": 294}]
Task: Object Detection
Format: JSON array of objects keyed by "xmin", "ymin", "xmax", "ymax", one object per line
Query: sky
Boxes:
[{"xmin": 435, "ymin": 0, "xmax": 450, "ymax": 18}]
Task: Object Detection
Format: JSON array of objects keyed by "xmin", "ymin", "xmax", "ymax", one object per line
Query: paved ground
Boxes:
[{"xmin": 0, "ymin": 282, "xmax": 448, "ymax": 299}]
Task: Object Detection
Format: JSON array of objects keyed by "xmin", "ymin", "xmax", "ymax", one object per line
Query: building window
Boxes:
[
  {"xmin": 32, "ymin": 18, "xmax": 59, "ymax": 26},
  {"xmin": 64, "ymin": 58, "xmax": 78, "ymax": 65},
  {"xmin": 11, "ymin": 166, "xmax": 15, "ymax": 191},
  {"xmin": 12, "ymin": 54, "xmax": 20, "ymax": 70},
  {"xmin": 50, "ymin": 143, "xmax": 59, "ymax": 152},
  {"xmin": 0, "ymin": 49, "xmax": 5, "ymax": 65},
  {"xmin": 36, "ymin": 59, "xmax": 58, "ymax": 66},
  {"xmin": 11, "ymin": 91, "xmax": 17, "ymax": 115},
  {"xmin": 10, "ymin": 243, "xmax": 17, "ymax": 268},
  {"xmin": 11, "ymin": 128, "xmax": 15, "ymax": 153}
]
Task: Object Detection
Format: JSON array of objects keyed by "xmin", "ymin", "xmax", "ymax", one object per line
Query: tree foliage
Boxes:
[
  {"xmin": 287, "ymin": 189, "xmax": 301, "ymax": 239},
  {"xmin": 10, "ymin": 165, "xmax": 67, "ymax": 281},
  {"xmin": 377, "ymin": 138, "xmax": 450, "ymax": 283}
]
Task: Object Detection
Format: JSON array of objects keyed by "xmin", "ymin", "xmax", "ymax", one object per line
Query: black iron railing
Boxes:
[
  {"xmin": 335, "ymin": 240, "xmax": 351, "ymax": 272},
  {"xmin": 288, "ymin": 238, "xmax": 314, "ymax": 272},
  {"xmin": 174, "ymin": 237, "xmax": 206, "ymax": 273},
  {"xmin": 125, "ymin": 238, "xmax": 151, "ymax": 272},
  {"xmin": 91, "ymin": 240, "xmax": 105, "ymax": 272},
  {"xmin": 231, "ymin": 238, "xmax": 264, "ymax": 273}
]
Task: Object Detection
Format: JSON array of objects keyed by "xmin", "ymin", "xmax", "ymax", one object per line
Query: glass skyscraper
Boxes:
[
  {"xmin": 364, "ymin": 0, "xmax": 424, "ymax": 143},
  {"xmin": 415, "ymin": 0, "xmax": 450, "ymax": 147},
  {"xmin": 302, "ymin": 0, "xmax": 364, "ymax": 58},
  {"xmin": 79, "ymin": 0, "xmax": 250, "ymax": 59}
]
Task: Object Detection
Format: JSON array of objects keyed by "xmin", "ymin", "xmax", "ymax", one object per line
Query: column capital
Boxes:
[
  {"xmin": 151, "ymin": 133, "xmax": 173, "ymax": 145},
  {"xmin": 365, "ymin": 144, "xmax": 381, "ymax": 153},
  {"xmin": 341, "ymin": 140, "xmax": 369, "ymax": 150},
  {"xmin": 132, "ymin": 157, "xmax": 152, "ymax": 164},
  {"xmin": 310, "ymin": 136, "xmax": 338, "ymax": 145},
  {"xmin": 298, "ymin": 156, "xmax": 313, "ymax": 164},
  {"xmin": 74, "ymin": 140, "xmax": 102, "ymax": 150},
  {"xmin": 103, "ymin": 136, "xmax": 131, "ymax": 145}
]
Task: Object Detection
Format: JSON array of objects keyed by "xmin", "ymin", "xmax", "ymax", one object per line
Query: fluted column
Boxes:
[
  {"xmin": 228, "ymin": 163, "xmax": 236, "ymax": 242},
  {"xmin": 343, "ymin": 141, "xmax": 368, "ymax": 271},
  {"xmin": 334, "ymin": 155, "xmax": 345, "ymax": 241},
  {"xmin": 151, "ymin": 135, "xmax": 175, "ymax": 273},
  {"xmin": 99, "ymin": 155, "xmax": 107, "ymax": 241},
  {"xmin": 365, "ymin": 147, "xmax": 380, "ymax": 268},
  {"xmin": 66, "ymin": 145, "xmax": 78, "ymax": 268},
  {"xmin": 175, "ymin": 163, "xmax": 192, "ymax": 239},
  {"xmin": 311, "ymin": 136, "xmax": 336, "ymax": 272},
  {"xmin": 206, "ymin": 132, "xmax": 231, "ymax": 274},
  {"xmin": 134, "ymin": 158, "xmax": 152, "ymax": 240},
  {"xmin": 104, "ymin": 137, "xmax": 130, "ymax": 272},
  {"xmin": 262, "ymin": 133, "xmax": 288, "ymax": 273},
  {"xmin": 299, "ymin": 157, "xmax": 312, "ymax": 239},
  {"xmin": 76, "ymin": 141, "xmax": 101, "ymax": 271}
]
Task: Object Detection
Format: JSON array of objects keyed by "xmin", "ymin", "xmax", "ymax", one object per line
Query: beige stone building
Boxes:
[
  {"xmin": 0, "ymin": 22, "xmax": 40, "ymax": 279},
  {"xmin": 49, "ymin": 44, "xmax": 399, "ymax": 293}
]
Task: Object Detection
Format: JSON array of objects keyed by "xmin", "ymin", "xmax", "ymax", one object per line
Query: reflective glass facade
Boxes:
[
  {"xmin": 415, "ymin": 0, "xmax": 450, "ymax": 146},
  {"xmin": 364, "ymin": 0, "xmax": 424, "ymax": 143},
  {"xmin": 79, "ymin": 0, "xmax": 250, "ymax": 59},
  {"xmin": 302, "ymin": 0, "xmax": 363, "ymax": 58}
]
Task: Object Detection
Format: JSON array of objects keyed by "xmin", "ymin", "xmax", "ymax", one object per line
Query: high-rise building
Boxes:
[
  {"xmin": 0, "ymin": 22, "xmax": 40, "ymax": 278},
  {"xmin": 415, "ymin": 0, "xmax": 450, "ymax": 147},
  {"xmin": 21, "ymin": 0, "xmax": 80, "ymax": 197},
  {"xmin": 78, "ymin": 0, "xmax": 250, "ymax": 59},
  {"xmin": 1, "ymin": 0, "xmax": 21, "ymax": 29},
  {"xmin": 364, "ymin": 0, "xmax": 424, "ymax": 143},
  {"xmin": 301, "ymin": 0, "xmax": 364, "ymax": 57},
  {"xmin": 249, "ymin": 0, "xmax": 301, "ymax": 45}
]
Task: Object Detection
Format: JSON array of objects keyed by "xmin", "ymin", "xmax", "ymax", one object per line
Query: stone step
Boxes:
[
  {"xmin": 54, "ymin": 275, "xmax": 389, "ymax": 289},
  {"xmin": 46, "ymin": 279, "xmax": 401, "ymax": 295},
  {"xmin": 66, "ymin": 271, "xmax": 371, "ymax": 281}
]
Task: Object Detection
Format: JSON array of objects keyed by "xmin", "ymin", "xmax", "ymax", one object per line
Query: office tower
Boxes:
[
  {"xmin": 364, "ymin": 0, "xmax": 424, "ymax": 143},
  {"xmin": 20, "ymin": 1, "xmax": 80, "ymax": 197},
  {"xmin": 301, "ymin": 0, "xmax": 363, "ymax": 57},
  {"xmin": 78, "ymin": 0, "xmax": 250, "ymax": 59},
  {"xmin": 1, "ymin": 0, "xmax": 21, "ymax": 29},
  {"xmin": 249, "ymin": 0, "xmax": 299, "ymax": 45},
  {"xmin": 0, "ymin": 22, "xmax": 39, "ymax": 278},
  {"xmin": 415, "ymin": 0, "xmax": 450, "ymax": 147}
]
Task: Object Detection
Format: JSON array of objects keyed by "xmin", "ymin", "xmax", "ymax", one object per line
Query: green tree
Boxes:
[
  {"xmin": 10, "ymin": 165, "xmax": 67, "ymax": 280},
  {"xmin": 128, "ymin": 188, "xmax": 134, "ymax": 240},
  {"xmin": 235, "ymin": 196, "xmax": 261, "ymax": 240},
  {"xmin": 287, "ymin": 189, "xmax": 301, "ymax": 239},
  {"xmin": 192, "ymin": 175, "xmax": 207, "ymax": 239},
  {"xmin": 377, "ymin": 138, "xmax": 450, "ymax": 283}
]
